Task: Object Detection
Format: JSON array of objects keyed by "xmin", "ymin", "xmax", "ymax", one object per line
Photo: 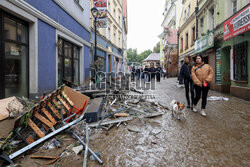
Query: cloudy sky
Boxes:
[{"xmin": 127, "ymin": 0, "xmax": 165, "ymax": 53}]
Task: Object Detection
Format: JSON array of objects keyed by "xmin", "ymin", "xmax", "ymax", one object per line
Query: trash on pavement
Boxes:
[
  {"xmin": 207, "ymin": 96, "xmax": 229, "ymax": 101},
  {"xmin": 0, "ymin": 97, "xmax": 24, "ymax": 121}
]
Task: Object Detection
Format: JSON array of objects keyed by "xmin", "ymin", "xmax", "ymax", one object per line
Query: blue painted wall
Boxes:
[
  {"xmin": 84, "ymin": 45, "xmax": 90, "ymax": 81},
  {"xmin": 38, "ymin": 19, "xmax": 56, "ymax": 92},
  {"xmin": 25, "ymin": 0, "xmax": 90, "ymax": 42}
]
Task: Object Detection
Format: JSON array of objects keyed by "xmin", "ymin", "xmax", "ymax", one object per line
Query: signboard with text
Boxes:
[
  {"xmin": 223, "ymin": 5, "xmax": 250, "ymax": 41},
  {"xmin": 216, "ymin": 48, "xmax": 222, "ymax": 84},
  {"xmin": 93, "ymin": 0, "xmax": 107, "ymax": 28},
  {"xmin": 195, "ymin": 32, "xmax": 214, "ymax": 53}
]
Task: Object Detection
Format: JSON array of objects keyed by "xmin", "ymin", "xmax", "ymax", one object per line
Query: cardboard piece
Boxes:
[{"xmin": 0, "ymin": 97, "xmax": 23, "ymax": 121}]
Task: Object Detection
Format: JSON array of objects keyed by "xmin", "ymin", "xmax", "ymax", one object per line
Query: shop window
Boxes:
[
  {"xmin": 180, "ymin": 37, "xmax": 183, "ymax": 52},
  {"xmin": 200, "ymin": 18, "xmax": 204, "ymax": 36},
  {"xmin": 232, "ymin": 0, "xmax": 237, "ymax": 14},
  {"xmin": 233, "ymin": 41, "xmax": 248, "ymax": 81},
  {"xmin": 1, "ymin": 14, "xmax": 28, "ymax": 98},
  {"xmin": 192, "ymin": 27, "xmax": 195, "ymax": 45},
  {"xmin": 58, "ymin": 37, "xmax": 80, "ymax": 86},
  {"xmin": 185, "ymin": 33, "xmax": 189, "ymax": 50}
]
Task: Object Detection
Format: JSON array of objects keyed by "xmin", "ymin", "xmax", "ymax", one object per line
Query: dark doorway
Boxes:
[{"xmin": 0, "ymin": 10, "xmax": 29, "ymax": 99}]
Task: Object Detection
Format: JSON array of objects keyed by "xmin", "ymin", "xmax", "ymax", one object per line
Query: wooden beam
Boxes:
[
  {"xmin": 28, "ymin": 119, "xmax": 45, "ymax": 138},
  {"xmin": 62, "ymin": 91, "xmax": 74, "ymax": 106},
  {"xmin": 26, "ymin": 136, "xmax": 35, "ymax": 144},
  {"xmin": 47, "ymin": 102, "xmax": 61, "ymax": 119},
  {"xmin": 57, "ymin": 95, "xmax": 71, "ymax": 111},
  {"xmin": 52, "ymin": 99, "xmax": 61, "ymax": 109},
  {"xmin": 34, "ymin": 112, "xmax": 53, "ymax": 128},
  {"xmin": 41, "ymin": 108, "xmax": 57, "ymax": 125}
]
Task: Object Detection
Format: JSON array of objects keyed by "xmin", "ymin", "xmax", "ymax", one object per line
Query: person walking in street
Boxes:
[
  {"xmin": 192, "ymin": 55, "xmax": 214, "ymax": 117},
  {"xmin": 140, "ymin": 67, "xmax": 143, "ymax": 80},
  {"xmin": 144, "ymin": 65, "xmax": 149, "ymax": 82},
  {"xmin": 179, "ymin": 55, "xmax": 194, "ymax": 109},
  {"xmin": 131, "ymin": 66, "xmax": 135, "ymax": 81},
  {"xmin": 136, "ymin": 67, "xmax": 141, "ymax": 80},
  {"xmin": 162, "ymin": 68, "xmax": 166, "ymax": 79},
  {"xmin": 149, "ymin": 64, "xmax": 156, "ymax": 82},
  {"xmin": 156, "ymin": 64, "xmax": 162, "ymax": 82}
]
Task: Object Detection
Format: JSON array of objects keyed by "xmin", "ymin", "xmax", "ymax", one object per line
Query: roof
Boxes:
[{"xmin": 143, "ymin": 53, "xmax": 160, "ymax": 62}]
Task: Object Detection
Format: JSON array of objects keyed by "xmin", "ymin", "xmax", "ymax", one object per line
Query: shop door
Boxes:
[
  {"xmin": 108, "ymin": 54, "xmax": 112, "ymax": 72},
  {"xmin": 0, "ymin": 11, "xmax": 29, "ymax": 99}
]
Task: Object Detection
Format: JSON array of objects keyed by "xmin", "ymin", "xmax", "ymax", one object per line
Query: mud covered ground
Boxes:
[{"xmin": 16, "ymin": 78, "xmax": 250, "ymax": 166}]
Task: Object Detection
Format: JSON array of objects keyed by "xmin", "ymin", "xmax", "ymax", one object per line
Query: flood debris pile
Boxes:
[{"xmin": 0, "ymin": 82, "xmax": 169, "ymax": 166}]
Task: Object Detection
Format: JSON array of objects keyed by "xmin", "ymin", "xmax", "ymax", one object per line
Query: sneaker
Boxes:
[
  {"xmin": 193, "ymin": 105, "xmax": 197, "ymax": 112},
  {"xmin": 200, "ymin": 110, "xmax": 207, "ymax": 117}
]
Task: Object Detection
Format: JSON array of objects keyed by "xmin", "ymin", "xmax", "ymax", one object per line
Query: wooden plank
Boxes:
[
  {"xmin": 28, "ymin": 119, "xmax": 45, "ymax": 138},
  {"xmin": 52, "ymin": 99, "xmax": 61, "ymax": 109},
  {"xmin": 47, "ymin": 102, "xmax": 61, "ymax": 119},
  {"xmin": 42, "ymin": 108, "xmax": 57, "ymax": 125},
  {"xmin": 62, "ymin": 91, "xmax": 74, "ymax": 106},
  {"xmin": 34, "ymin": 112, "xmax": 53, "ymax": 128},
  {"xmin": 26, "ymin": 136, "xmax": 35, "ymax": 144},
  {"xmin": 30, "ymin": 155, "xmax": 59, "ymax": 159},
  {"xmin": 57, "ymin": 95, "xmax": 71, "ymax": 111}
]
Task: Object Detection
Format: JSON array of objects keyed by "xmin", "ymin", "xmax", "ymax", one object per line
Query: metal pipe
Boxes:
[{"xmin": 71, "ymin": 131, "xmax": 103, "ymax": 165}]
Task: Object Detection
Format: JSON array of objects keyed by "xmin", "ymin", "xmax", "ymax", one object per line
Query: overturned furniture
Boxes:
[{"xmin": 0, "ymin": 85, "xmax": 91, "ymax": 164}]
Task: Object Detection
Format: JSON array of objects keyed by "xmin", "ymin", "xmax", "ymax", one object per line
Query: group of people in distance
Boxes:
[{"xmin": 130, "ymin": 64, "xmax": 166, "ymax": 83}]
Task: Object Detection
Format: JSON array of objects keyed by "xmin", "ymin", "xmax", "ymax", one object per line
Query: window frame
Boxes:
[
  {"xmin": 58, "ymin": 37, "xmax": 80, "ymax": 86},
  {"xmin": 233, "ymin": 41, "xmax": 248, "ymax": 81}
]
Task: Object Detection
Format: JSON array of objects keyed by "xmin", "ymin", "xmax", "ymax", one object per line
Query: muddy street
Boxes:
[
  {"xmin": 8, "ymin": 78, "xmax": 250, "ymax": 167},
  {"xmin": 83, "ymin": 78, "xmax": 250, "ymax": 167}
]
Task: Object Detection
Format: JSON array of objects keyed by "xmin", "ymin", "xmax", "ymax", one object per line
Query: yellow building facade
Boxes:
[
  {"xmin": 178, "ymin": 0, "xmax": 197, "ymax": 66},
  {"xmin": 90, "ymin": 0, "xmax": 127, "ymax": 73}
]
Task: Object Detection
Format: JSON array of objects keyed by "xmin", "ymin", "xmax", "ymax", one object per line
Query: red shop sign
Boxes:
[{"xmin": 223, "ymin": 5, "xmax": 250, "ymax": 41}]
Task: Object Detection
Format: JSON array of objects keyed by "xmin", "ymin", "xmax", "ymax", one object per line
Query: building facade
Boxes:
[
  {"xmin": 195, "ymin": 0, "xmax": 216, "ymax": 89},
  {"xmin": 178, "ymin": 0, "xmax": 197, "ymax": 71},
  {"xmin": 90, "ymin": 0, "xmax": 128, "ymax": 75},
  {"xmin": 0, "ymin": 0, "xmax": 91, "ymax": 99},
  {"xmin": 159, "ymin": 0, "xmax": 183, "ymax": 74},
  {"xmin": 214, "ymin": 0, "xmax": 250, "ymax": 100}
]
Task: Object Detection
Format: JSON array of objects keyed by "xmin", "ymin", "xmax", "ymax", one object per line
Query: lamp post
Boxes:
[{"xmin": 91, "ymin": 7, "xmax": 98, "ymax": 83}]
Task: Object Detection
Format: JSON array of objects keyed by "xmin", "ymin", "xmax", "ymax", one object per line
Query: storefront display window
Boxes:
[
  {"xmin": 0, "ymin": 11, "xmax": 29, "ymax": 98},
  {"xmin": 233, "ymin": 41, "xmax": 248, "ymax": 81},
  {"xmin": 58, "ymin": 37, "xmax": 80, "ymax": 86}
]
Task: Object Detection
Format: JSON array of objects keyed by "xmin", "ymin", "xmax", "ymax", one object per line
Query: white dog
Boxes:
[{"xmin": 170, "ymin": 99, "xmax": 186, "ymax": 120}]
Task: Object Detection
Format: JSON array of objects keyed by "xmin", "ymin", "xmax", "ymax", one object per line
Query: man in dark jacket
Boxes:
[
  {"xmin": 144, "ymin": 65, "xmax": 149, "ymax": 82},
  {"xmin": 156, "ymin": 64, "xmax": 162, "ymax": 82},
  {"xmin": 131, "ymin": 66, "xmax": 135, "ymax": 81},
  {"xmin": 149, "ymin": 64, "xmax": 156, "ymax": 82},
  {"xmin": 179, "ymin": 55, "xmax": 194, "ymax": 109}
]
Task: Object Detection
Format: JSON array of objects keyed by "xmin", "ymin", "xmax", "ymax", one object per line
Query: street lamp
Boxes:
[
  {"xmin": 91, "ymin": 7, "xmax": 98, "ymax": 62},
  {"xmin": 91, "ymin": 7, "xmax": 99, "ymax": 83}
]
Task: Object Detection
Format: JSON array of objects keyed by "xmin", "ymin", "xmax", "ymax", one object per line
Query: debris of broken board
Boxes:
[{"xmin": 0, "ymin": 85, "xmax": 90, "ymax": 164}]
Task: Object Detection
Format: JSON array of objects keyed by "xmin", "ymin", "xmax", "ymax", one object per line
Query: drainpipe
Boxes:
[
  {"xmin": 195, "ymin": 0, "xmax": 199, "ymax": 43},
  {"xmin": 177, "ymin": 31, "xmax": 180, "ymax": 78}
]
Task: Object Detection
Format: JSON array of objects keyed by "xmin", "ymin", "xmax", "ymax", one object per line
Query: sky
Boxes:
[{"xmin": 127, "ymin": 0, "xmax": 165, "ymax": 54}]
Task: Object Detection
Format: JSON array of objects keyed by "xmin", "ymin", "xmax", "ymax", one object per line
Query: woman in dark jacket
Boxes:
[{"xmin": 179, "ymin": 55, "xmax": 194, "ymax": 109}]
